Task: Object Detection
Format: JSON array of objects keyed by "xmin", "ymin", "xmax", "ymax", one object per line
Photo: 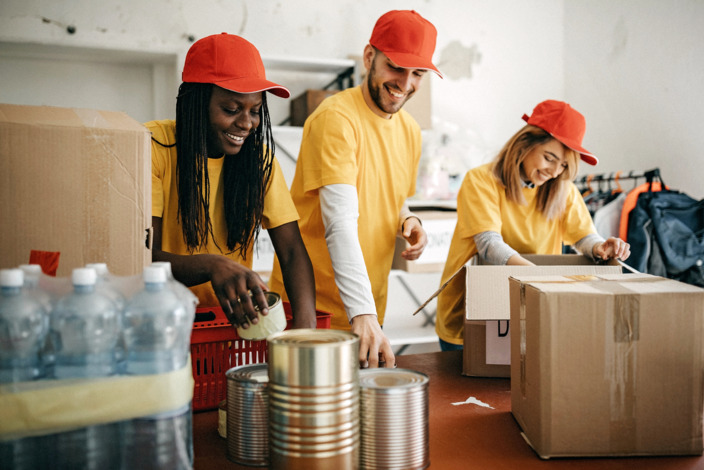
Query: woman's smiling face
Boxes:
[
  {"xmin": 207, "ymin": 86, "xmax": 262, "ymax": 157},
  {"xmin": 520, "ymin": 138, "xmax": 568, "ymax": 186}
]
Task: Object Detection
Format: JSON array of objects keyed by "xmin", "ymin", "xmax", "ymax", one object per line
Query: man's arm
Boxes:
[{"xmin": 319, "ymin": 184, "xmax": 395, "ymax": 368}]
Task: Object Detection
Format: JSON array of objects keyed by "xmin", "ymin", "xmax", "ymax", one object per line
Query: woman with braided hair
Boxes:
[{"xmin": 146, "ymin": 33, "xmax": 316, "ymax": 330}]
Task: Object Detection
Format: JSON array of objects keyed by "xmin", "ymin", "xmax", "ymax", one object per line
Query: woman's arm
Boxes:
[
  {"xmin": 267, "ymin": 221, "xmax": 317, "ymax": 329},
  {"xmin": 474, "ymin": 231, "xmax": 535, "ymax": 265},
  {"xmin": 151, "ymin": 216, "xmax": 269, "ymax": 329}
]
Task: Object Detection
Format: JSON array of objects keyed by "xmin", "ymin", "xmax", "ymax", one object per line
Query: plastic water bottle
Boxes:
[
  {"xmin": 85, "ymin": 262, "xmax": 128, "ymax": 373},
  {"xmin": 121, "ymin": 265, "xmax": 194, "ymax": 469},
  {"xmin": 85, "ymin": 262, "xmax": 126, "ymax": 312},
  {"xmin": 18, "ymin": 263, "xmax": 57, "ymax": 376},
  {"xmin": 49, "ymin": 267, "xmax": 122, "ymax": 469},
  {"xmin": 51, "ymin": 267, "xmax": 121, "ymax": 378},
  {"xmin": 18, "ymin": 263, "xmax": 53, "ymax": 313},
  {"xmin": 151, "ymin": 261, "xmax": 198, "ymax": 318},
  {"xmin": 0, "ymin": 268, "xmax": 50, "ymax": 469},
  {"xmin": 0, "ymin": 268, "xmax": 48, "ymax": 382}
]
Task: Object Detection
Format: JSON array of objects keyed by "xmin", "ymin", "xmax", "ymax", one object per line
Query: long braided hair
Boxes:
[{"xmin": 163, "ymin": 82, "xmax": 275, "ymax": 258}]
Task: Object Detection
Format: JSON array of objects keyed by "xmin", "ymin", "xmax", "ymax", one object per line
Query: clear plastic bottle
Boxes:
[
  {"xmin": 51, "ymin": 267, "xmax": 121, "ymax": 378},
  {"xmin": 151, "ymin": 261, "xmax": 198, "ymax": 318},
  {"xmin": 85, "ymin": 262, "xmax": 126, "ymax": 313},
  {"xmin": 19, "ymin": 263, "xmax": 57, "ymax": 377},
  {"xmin": 0, "ymin": 268, "xmax": 48, "ymax": 382},
  {"xmin": 49, "ymin": 267, "xmax": 122, "ymax": 469},
  {"xmin": 121, "ymin": 265, "xmax": 194, "ymax": 469},
  {"xmin": 18, "ymin": 263, "xmax": 53, "ymax": 313},
  {"xmin": 0, "ymin": 268, "xmax": 50, "ymax": 469},
  {"xmin": 85, "ymin": 262, "xmax": 128, "ymax": 374}
]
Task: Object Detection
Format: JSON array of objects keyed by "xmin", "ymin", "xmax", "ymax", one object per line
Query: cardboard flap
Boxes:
[
  {"xmin": 466, "ymin": 263, "xmax": 623, "ymax": 320},
  {"xmin": 411, "ymin": 264, "xmax": 467, "ymax": 316}
]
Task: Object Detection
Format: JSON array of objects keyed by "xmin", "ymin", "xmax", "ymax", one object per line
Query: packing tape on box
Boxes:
[
  {"xmin": 607, "ymin": 293, "xmax": 639, "ymax": 452},
  {"xmin": 0, "ymin": 359, "xmax": 194, "ymax": 441}
]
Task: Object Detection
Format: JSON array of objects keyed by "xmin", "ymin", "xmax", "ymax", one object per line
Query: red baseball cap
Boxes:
[
  {"xmin": 369, "ymin": 10, "xmax": 443, "ymax": 78},
  {"xmin": 522, "ymin": 100, "xmax": 598, "ymax": 165},
  {"xmin": 182, "ymin": 33, "xmax": 290, "ymax": 98}
]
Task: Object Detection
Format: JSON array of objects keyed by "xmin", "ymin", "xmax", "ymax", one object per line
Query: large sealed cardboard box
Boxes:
[
  {"xmin": 413, "ymin": 255, "xmax": 621, "ymax": 377},
  {"xmin": 392, "ymin": 210, "xmax": 457, "ymax": 273},
  {"xmin": 0, "ymin": 104, "xmax": 151, "ymax": 276},
  {"xmin": 509, "ymin": 273, "xmax": 704, "ymax": 458}
]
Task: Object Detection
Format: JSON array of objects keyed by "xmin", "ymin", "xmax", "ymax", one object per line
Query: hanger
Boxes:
[
  {"xmin": 612, "ymin": 171, "xmax": 623, "ymax": 194},
  {"xmin": 581, "ymin": 174, "xmax": 594, "ymax": 198}
]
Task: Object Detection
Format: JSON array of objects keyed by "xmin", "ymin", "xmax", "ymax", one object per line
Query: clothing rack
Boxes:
[{"xmin": 577, "ymin": 167, "xmax": 664, "ymax": 193}]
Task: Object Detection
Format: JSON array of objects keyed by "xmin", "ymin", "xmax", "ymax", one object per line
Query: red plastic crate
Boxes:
[{"xmin": 190, "ymin": 302, "xmax": 332, "ymax": 411}]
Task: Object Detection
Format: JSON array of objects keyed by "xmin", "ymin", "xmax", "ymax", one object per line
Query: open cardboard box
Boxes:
[
  {"xmin": 0, "ymin": 104, "xmax": 151, "ymax": 276},
  {"xmin": 412, "ymin": 254, "xmax": 621, "ymax": 377},
  {"xmin": 509, "ymin": 273, "xmax": 704, "ymax": 458}
]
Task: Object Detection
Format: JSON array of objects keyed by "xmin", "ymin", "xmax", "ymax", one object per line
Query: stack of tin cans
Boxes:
[
  {"xmin": 223, "ymin": 329, "xmax": 430, "ymax": 469},
  {"xmin": 359, "ymin": 368, "xmax": 430, "ymax": 469}
]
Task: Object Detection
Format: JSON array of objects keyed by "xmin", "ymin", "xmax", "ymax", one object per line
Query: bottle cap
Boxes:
[
  {"xmin": 0, "ymin": 268, "xmax": 23, "ymax": 287},
  {"xmin": 72, "ymin": 267, "xmax": 97, "ymax": 286},
  {"xmin": 151, "ymin": 261, "xmax": 174, "ymax": 278},
  {"xmin": 19, "ymin": 264, "xmax": 42, "ymax": 275},
  {"xmin": 143, "ymin": 265, "xmax": 167, "ymax": 284},
  {"xmin": 85, "ymin": 263, "xmax": 109, "ymax": 276}
]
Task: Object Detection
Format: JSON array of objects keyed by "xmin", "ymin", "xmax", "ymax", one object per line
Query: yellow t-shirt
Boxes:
[
  {"xmin": 146, "ymin": 119, "xmax": 299, "ymax": 307},
  {"xmin": 268, "ymin": 86, "xmax": 422, "ymax": 330},
  {"xmin": 435, "ymin": 162, "xmax": 596, "ymax": 344}
]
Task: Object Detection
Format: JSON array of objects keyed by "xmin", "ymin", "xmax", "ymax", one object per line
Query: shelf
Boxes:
[{"xmin": 262, "ymin": 55, "xmax": 356, "ymax": 74}]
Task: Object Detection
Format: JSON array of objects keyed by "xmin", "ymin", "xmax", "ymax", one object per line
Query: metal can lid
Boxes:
[
  {"xmin": 359, "ymin": 368, "xmax": 429, "ymax": 390},
  {"xmin": 226, "ymin": 363, "xmax": 269, "ymax": 383},
  {"xmin": 267, "ymin": 328, "xmax": 357, "ymax": 347}
]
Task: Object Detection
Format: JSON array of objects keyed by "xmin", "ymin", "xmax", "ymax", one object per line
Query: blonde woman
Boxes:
[{"xmin": 435, "ymin": 100, "xmax": 630, "ymax": 351}]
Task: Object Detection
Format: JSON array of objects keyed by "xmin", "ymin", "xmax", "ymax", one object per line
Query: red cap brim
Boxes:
[
  {"xmin": 381, "ymin": 50, "xmax": 443, "ymax": 78},
  {"xmin": 214, "ymin": 78, "xmax": 290, "ymax": 99}
]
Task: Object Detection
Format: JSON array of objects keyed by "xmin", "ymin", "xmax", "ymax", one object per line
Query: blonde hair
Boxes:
[{"xmin": 492, "ymin": 125, "xmax": 579, "ymax": 220}]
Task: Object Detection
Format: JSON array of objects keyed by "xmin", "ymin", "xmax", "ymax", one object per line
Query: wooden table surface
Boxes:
[{"xmin": 193, "ymin": 350, "xmax": 704, "ymax": 469}]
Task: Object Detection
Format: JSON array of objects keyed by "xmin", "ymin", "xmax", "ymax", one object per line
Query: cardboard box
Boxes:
[
  {"xmin": 290, "ymin": 89, "xmax": 339, "ymax": 126},
  {"xmin": 412, "ymin": 255, "xmax": 621, "ymax": 377},
  {"xmin": 0, "ymin": 104, "xmax": 151, "ymax": 276},
  {"xmin": 509, "ymin": 273, "xmax": 704, "ymax": 458},
  {"xmin": 392, "ymin": 210, "xmax": 456, "ymax": 273},
  {"xmin": 464, "ymin": 320, "xmax": 511, "ymax": 377}
]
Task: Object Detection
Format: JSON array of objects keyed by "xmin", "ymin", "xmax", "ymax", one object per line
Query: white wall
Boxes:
[
  {"xmin": 0, "ymin": 0, "xmax": 563, "ymax": 167},
  {"xmin": 0, "ymin": 0, "xmax": 700, "ymax": 198},
  {"xmin": 564, "ymin": 0, "xmax": 704, "ymax": 199}
]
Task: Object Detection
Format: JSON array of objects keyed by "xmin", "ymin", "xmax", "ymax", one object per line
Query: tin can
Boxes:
[
  {"xmin": 359, "ymin": 368, "xmax": 430, "ymax": 470},
  {"xmin": 225, "ymin": 363, "xmax": 269, "ymax": 466},
  {"xmin": 237, "ymin": 291, "xmax": 286, "ymax": 340},
  {"xmin": 267, "ymin": 329, "xmax": 360, "ymax": 470}
]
